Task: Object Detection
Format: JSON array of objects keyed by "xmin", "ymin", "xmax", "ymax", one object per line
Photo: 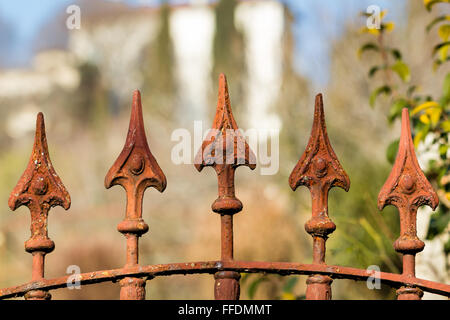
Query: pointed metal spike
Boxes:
[
  {"xmin": 9, "ymin": 112, "xmax": 71, "ymax": 212},
  {"xmin": 288, "ymin": 94, "xmax": 349, "ymax": 300},
  {"xmin": 378, "ymin": 108, "xmax": 438, "ymax": 211},
  {"xmin": 194, "ymin": 73, "xmax": 256, "ymax": 172},
  {"xmin": 289, "ymin": 93, "xmax": 350, "ymax": 192},
  {"xmin": 378, "ymin": 109, "xmax": 439, "ymax": 290},
  {"xmin": 105, "ymin": 90, "xmax": 167, "ymax": 193}
]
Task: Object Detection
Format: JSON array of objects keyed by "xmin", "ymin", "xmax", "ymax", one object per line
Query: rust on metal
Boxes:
[
  {"xmin": 1, "ymin": 260, "xmax": 449, "ymax": 300},
  {"xmin": 105, "ymin": 90, "xmax": 166, "ymax": 300},
  {"xmin": 8, "ymin": 112, "xmax": 71, "ymax": 300},
  {"xmin": 2, "ymin": 92, "xmax": 450, "ymax": 301},
  {"xmin": 289, "ymin": 94, "xmax": 350, "ymax": 300},
  {"xmin": 195, "ymin": 73, "xmax": 256, "ymax": 300},
  {"xmin": 378, "ymin": 108, "xmax": 439, "ymax": 300}
]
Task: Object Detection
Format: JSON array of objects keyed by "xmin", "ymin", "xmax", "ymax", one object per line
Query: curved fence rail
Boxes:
[{"xmin": 1, "ymin": 73, "xmax": 448, "ymax": 300}]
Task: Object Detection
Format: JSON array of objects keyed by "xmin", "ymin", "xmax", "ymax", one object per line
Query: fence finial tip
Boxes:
[
  {"xmin": 378, "ymin": 107, "xmax": 438, "ymax": 211},
  {"xmin": 9, "ymin": 111, "xmax": 70, "ymax": 212},
  {"xmin": 105, "ymin": 91, "xmax": 166, "ymax": 193},
  {"xmin": 289, "ymin": 93, "xmax": 349, "ymax": 192},
  {"xmin": 194, "ymin": 73, "xmax": 256, "ymax": 172}
]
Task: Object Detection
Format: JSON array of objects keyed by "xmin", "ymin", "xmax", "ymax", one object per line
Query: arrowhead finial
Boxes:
[
  {"xmin": 289, "ymin": 93, "xmax": 350, "ymax": 193},
  {"xmin": 289, "ymin": 94, "xmax": 348, "ymax": 299},
  {"xmin": 105, "ymin": 90, "xmax": 166, "ymax": 194},
  {"xmin": 9, "ymin": 112, "xmax": 71, "ymax": 213},
  {"xmin": 8, "ymin": 112, "xmax": 70, "ymax": 298},
  {"xmin": 194, "ymin": 73, "xmax": 256, "ymax": 173},
  {"xmin": 378, "ymin": 110, "xmax": 439, "ymax": 298},
  {"xmin": 194, "ymin": 74, "xmax": 255, "ymax": 299},
  {"xmin": 378, "ymin": 108, "xmax": 438, "ymax": 212}
]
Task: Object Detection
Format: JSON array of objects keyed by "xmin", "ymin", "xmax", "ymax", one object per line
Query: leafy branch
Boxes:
[{"xmin": 358, "ymin": 2, "xmax": 450, "ymax": 256}]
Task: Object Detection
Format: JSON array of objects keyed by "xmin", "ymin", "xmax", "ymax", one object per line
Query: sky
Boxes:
[{"xmin": 0, "ymin": 0, "xmax": 406, "ymax": 86}]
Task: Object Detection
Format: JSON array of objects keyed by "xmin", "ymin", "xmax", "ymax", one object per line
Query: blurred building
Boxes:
[{"xmin": 0, "ymin": 0, "xmax": 288, "ymax": 137}]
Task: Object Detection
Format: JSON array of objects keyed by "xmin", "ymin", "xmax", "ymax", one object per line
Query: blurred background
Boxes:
[{"xmin": 0, "ymin": 0, "xmax": 448, "ymax": 299}]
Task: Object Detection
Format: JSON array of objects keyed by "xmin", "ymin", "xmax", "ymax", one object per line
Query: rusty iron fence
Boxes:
[{"xmin": 0, "ymin": 73, "xmax": 449, "ymax": 300}]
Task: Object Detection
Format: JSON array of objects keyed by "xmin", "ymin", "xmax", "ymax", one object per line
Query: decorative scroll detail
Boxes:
[
  {"xmin": 105, "ymin": 90, "xmax": 166, "ymax": 300},
  {"xmin": 289, "ymin": 93, "xmax": 349, "ymax": 300},
  {"xmin": 8, "ymin": 112, "xmax": 70, "ymax": 300},
  {"xmin": 195, "ymin": 73, "xmax": 256, "ymax": 300},
  {"xmin": 378, "ymin": 108, "xmax": 439, "ymax": 300}
]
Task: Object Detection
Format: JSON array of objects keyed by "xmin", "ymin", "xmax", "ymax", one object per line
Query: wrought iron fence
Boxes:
[{"xmin": 0, "ymin": 74, "xmax": 449, "ymax": 300}]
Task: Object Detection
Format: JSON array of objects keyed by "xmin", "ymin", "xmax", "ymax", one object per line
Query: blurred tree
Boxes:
[
  {"xmin": 212, "ymin": 0, "xmax": 246, "ymax": 119},
  {"xmin": 71, "ymin": 62, "xmax": 108, "ymax": 127},
  {"xmin": 142, "ymin": 1, "xmax": 175, "ymax": 120}
]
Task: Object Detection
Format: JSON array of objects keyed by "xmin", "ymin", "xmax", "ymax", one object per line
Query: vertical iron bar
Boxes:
[
  {"xmin": 195, "ymin": 74, "xmax": 256, "ymax": 300},
  {"xmin": 9, "ymin": 113, "xmax": 71, "ymax": 300}
]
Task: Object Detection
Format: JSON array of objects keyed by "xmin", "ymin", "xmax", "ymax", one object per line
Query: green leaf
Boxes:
[
  {"xmin": 282, "ymin": 277, "xmax": 298, "ymax": 293},
  {"xmin": 248, "ymin": 277, "xmax": 268, "ymax": 299},
  {"xmin": 390, "ymin": 60, "xmax": 411, "ymax": 82},
  {"xmin": 369, "ymin": 85, "xmax": 392, "ymax": 108},
  {"xmin": 240, "ymin": 273, "xmax": 250, "ymax": 285},
  {"xmin": 414, "ymin": 124, "xmax": 430, "ymax": 147},
  {"xmin": 388, "ymin": 98, "xmax": 409, "ymax": 123},
  {"xmin": 433, "ymin": 56, "xmax": 450, "ymax": 71},
  {"xmin": 433, "ymin": 41, "xmax": 450, "ymax": 56},
  {"xmin": 444, "ymin": 239, "xmax": 450, "ymax": 254},
  {"xmin": 440, "ymin": 120, "xmax": 450, "ymax": 132},
  {"xmin": 411, "ymin": 101, "xmax": 441, "ymax": 115},
  {"xmin": 439, "ymin": 144, "xmax": 448, "ymax": 155},
  {"xmin": 426, "ymin": 15, "xmax": 450, "ymax": 32},
  {"xmin": 426, "ymin": 208, "xmax": 450, "ymax": 240},
  {"xmin": 368, "ymin": 65, "xmax": 382, "ymax": 78},
  {"xmin": 424, "ymin": 0, "xmax": 448, "ymax": 12},
  {"xmin": 386, "ymin": 139, "xmax": 399, "ymax": 164},
  {"xmin": 438, "ymin": 24, "xmax": 450, "ymax": 41},
  {"xmin": 407, "ymin": 85, "xmax": 417, "ymax": 97},
  {"xmin": 390, "ymin": 48, "xmax": 402, "ymax": 60},
  {"xmin": 358, "ymin": 42, "xmax": 379, "ymax": 58}
]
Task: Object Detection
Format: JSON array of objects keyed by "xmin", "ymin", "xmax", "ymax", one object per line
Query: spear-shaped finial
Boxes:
[
  {"xmin": 195, "ymin": 73, "xmax": 256, "ymax": 300},
  {"xmin": 289, "ymin": 93, "xmax": 349, "ymax": 300},
  {"xmin": 378, "ymin": 108, "xmax": 438, "ymax": 300},
  {"xmin": 105, "ymin": 90, "xmax": 166, "ymax": 300},
  {"xmin": 195, "ymin": 73, "xmax": 256, "ymax": 214},
  {"xmin": 9, "ymin": 112, "xmax": 70, "ymax": 300}
]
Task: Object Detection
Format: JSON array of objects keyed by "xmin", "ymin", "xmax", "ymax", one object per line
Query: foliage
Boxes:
[
  {"xmin": 241, "ymin": 274, "xmax": 305, "ymax": 300},
  {"xmin": 358, "ymin": 1, "xmax": 450, "ymax": 256},
  {"xmin": 142, "ymin": 1, "xmax": 175, "ymax": 120}
]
